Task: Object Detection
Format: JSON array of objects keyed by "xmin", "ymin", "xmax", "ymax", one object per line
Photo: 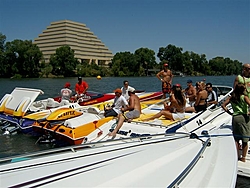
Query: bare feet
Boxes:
[{"xmin": 239, "ymin": 157, "xmax": 246, "ymax": 162}]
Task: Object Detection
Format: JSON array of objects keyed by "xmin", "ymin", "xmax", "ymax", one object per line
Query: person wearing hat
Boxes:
[
  {"xmin": 75, "ymin": 76, "xmax": 89, "ymax": 100},
  {"xmin": 104, "ymin": 88, "xmax": 129, "ymax": 117},
  {"xmin": 108, "ymin": 88, "xmax": 141, "ymax": 137},
  {"xmin": 156, "ymin": 63, "xmax": 173, "ymax": 99},
  {"xmin": 61, "ymin": 82, "xmax": 72, "ymax": 101},
  {"xmin": 184, "ymin": 80, "xmax": 196, "ymax": 107}
]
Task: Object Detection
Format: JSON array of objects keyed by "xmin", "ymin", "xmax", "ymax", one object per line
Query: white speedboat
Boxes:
[{"xmin": 0, "ymin": 126, "xmax": 237, "ymax": 187}]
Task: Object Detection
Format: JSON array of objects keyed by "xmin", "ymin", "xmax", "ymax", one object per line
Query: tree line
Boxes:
[{"xmin": 0, "ymin": 32, "xmax": 243, "ymax": 78}]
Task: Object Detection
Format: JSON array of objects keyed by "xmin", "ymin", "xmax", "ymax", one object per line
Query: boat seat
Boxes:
[
  {"xmin": 47, "ymin": 98, "xmax": 60, "ymax": 108},
  {"xmin": 0, "ymin": 94, "xmax": 13, "ymax": 112},
  {"xmin": 87, "ymin": 107, "xmax": 101, "ymax": 115},
  {"xmin": 60, "ymin": 100, "xmax": 70, "ymax": 106},
  {"xmin": 64, "ymin": 114, "xmax": 99, "ymax": 128}
]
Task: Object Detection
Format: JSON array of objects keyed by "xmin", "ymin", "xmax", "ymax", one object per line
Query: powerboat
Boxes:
[
  {"xmin": 32, "ymin": 107, "xmax": 113, "ymax": 145},
  {"xmin": 0, "ymin": 126, "xmax": 237, "ymax": 187},
  {"xmin": 0, "ymin": 87, "xmax": 44, "ymax": 134}
]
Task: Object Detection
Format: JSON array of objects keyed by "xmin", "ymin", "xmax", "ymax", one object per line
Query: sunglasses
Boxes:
[{"xmin": 245, "ymin": 67, "xmax": 250, "ymax": 71}]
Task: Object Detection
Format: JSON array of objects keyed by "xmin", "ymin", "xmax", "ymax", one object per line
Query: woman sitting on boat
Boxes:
[
  {"xmin": 185, "ymin": 81, "xmax": 208, "ymax": 113},
  {"xmin": 143, "ymin": 84, "xmax": 186, "ymax": 121}
]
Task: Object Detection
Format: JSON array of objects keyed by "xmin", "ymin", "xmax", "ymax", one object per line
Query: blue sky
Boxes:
[{"xmin": 0, "ymin": 0, "xmax": 249, "ymax": 63}]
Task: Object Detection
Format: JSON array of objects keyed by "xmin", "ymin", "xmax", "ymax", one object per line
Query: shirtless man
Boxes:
[
  {"xmin": 156, "ymin": 63, "xmax": 173, "ymax": 98},
  {"xmin": 108, "ymin": 89, "xmax": 141, "ymax": 137},
  {"xmin": 234, "ymin": 63, "xmax": 250, "ymax": 98},
  {"xmin": 184, "ymin": 80, "xmax": 196, "ymax": 107}
]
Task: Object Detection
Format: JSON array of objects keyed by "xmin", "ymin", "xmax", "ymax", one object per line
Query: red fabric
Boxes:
[{"xmin": 75, "ymin": 81, "xmax": 88, "ymax": 94}]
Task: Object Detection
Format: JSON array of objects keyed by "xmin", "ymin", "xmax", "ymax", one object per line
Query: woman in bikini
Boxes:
[
  {"xmin": 185, "ymin": 81, "xmax": 208, "ymax": 113},
  {"xmin": 143, "ymin": 84, "xmax": 186, "ymax": 121}
]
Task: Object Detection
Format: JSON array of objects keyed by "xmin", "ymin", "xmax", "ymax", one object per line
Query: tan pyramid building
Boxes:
[{"xmin": 34, "ymin": 20, "xmax": 113, "ymax": 65}]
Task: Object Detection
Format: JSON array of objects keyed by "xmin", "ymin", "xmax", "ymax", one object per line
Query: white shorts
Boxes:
[{"xmin": 172, "ymin": 112, "xmax": 185, "ymax": 121}]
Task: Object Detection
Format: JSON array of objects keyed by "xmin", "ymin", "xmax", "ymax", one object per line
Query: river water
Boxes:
[{"xmin": 0, "ymin": 75, "xmax": 249, "ymax": 187}]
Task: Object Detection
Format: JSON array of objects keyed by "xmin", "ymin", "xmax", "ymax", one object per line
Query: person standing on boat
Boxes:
[
  {"xmin": 156, "ymin": 63, "xmax": 173, "ymax": 99},
  {"xmin": 108, "ymin": 88, "xmax": 141, "ymax": 137},
  {"xmin": 61, "ymin": 82, "xmax": 72, "ymax": 101},
  {"xmin": 184, "ymin": 80, "xmax": 196, "ymax": 107},
  {"xmin": 142, "ymin": 84, "xmax": 186, "ymax": 121},
  {"xmin": 104, "ymin": 88, "xmax": 129, "ymax": 117},
  {"xmin": 234, "ymin": 63, "xmax": 250, "ymax": 98},
  {"xmin": 222, "ymin": 83, "xmax": 250, "ymax": 162},
  {"xmin": 75, "ymin": 76, "xmax": 89, "ymax": 100},
  {"xmin": 121, "ymin": 80, "xmax": 135, "ymax": 101}
]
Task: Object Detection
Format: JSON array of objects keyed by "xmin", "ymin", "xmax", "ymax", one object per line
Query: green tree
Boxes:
[
  {"xmin": 50, "ymin": 45, "xmax": 78, "ymax": 77},
  {"xmin": 111, "ymin": 52, "xmax": 137, "ymax": 76},
  {"xmin": 209, "ymin": 57, "xmax": 226, "ymax": 75},
  {"xmin": 157, "ymin": 44, "xmax": 184, "ymax": 71},
  {"xmin": 40, "ymin": 63, "xmax": 53, "ymax": 78},
  {"xmin": 4, "ymin": 39, "xmax": 42, "ymax": 78},
  {"xmin": 0, "ymin": 33, "xmax": 7, "ymax": 77},
  {"xmin": 134, "ymin": 48, "xmax": 156, "ymax": 75},
  {"xmin": 0, "ymin": 32, "xmax": 6, "ymax": 52}
]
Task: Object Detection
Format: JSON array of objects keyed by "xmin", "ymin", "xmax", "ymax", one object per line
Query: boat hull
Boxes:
[{"xmin": 0, "ymin": 128, "xmax": 237, "ymax": 187}]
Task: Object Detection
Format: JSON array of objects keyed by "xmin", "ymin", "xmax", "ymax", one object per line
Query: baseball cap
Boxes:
[
  {"xmin": 175, "ymin": 84, "xmax": 181, "ymax": 87},
  {"xmin": 164, "ymin": 63, "xmax": 168, "ymax": 67},
  {"xmin": 187, "ymin": 79, "xmax": 192, "ymax": 83},
  {"xmin": 78, "ymin": 76, "xmax": 82, "ymax": 80},
  {"xmin": 64, "ymin": 82, "xmax": 71, "ymax": 88},
  {"xmin": 114, "ymin": 88, "xmax": 122, "ymax": 94}
]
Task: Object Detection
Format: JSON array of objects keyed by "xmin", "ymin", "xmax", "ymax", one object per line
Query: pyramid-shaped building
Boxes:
[{"xmin": 34, "ymin": 20, "xmax": 113, "ymax": 65}]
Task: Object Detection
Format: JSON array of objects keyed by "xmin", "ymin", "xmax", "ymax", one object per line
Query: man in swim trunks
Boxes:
[
  {"xmin": 108, "ymin": 88, "xmax": 141, "ymax": 137},
  {"xmin": 156, "ymin": 63, "xmax": 173, "ymax": 99},
  {"xmin": 234, "ymin": 63, "xmax": 250, "ymax": 98}
]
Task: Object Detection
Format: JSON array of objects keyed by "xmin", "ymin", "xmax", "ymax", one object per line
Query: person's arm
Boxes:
[
  {"xmin": 169, "ymin": 70, "xmax": 173, "ymax": 84},
  {"xmin": 244, "ymin": 95, "xmax": 250, "ymax": 106},
  {"xmin": 83, "ymin": 82, "xmax": 89, "ymax": 93},
  {"xmin": 221, "ymin": 97, "xmax": 233, "ymax": 115},
  {"xmin": 194, "ymin": 92, "xmax": 201, "ymax": 106},
  {"xmin": 233, "ymin": 76, "xmax": 239, "ymax": 89},
  {"xmin": 123, "ymin": 96, "xmax": 135, "ymax": 111},
  {"xmin": 156, "ymin": 71, "xmax": 164, "ymax": 82}
]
